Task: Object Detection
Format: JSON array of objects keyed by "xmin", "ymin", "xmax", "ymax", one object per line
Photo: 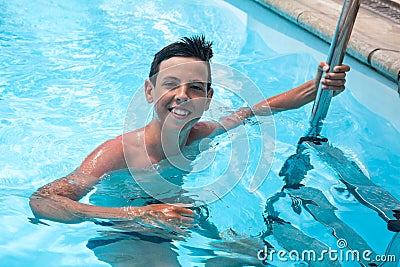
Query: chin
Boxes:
[{"xmin": 165, "ymin": 116, "xmax": 199, "ymax": 131}]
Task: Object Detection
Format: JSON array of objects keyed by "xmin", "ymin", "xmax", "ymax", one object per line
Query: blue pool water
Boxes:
[{"xmin": 1, "ymin": 0, "xmax": 400, "ymax": 266}]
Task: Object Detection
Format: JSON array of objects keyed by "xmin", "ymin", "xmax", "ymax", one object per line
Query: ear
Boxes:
[
  {"xmin": 204, "ymin": 87, "xmax": 214, "ymax": 111},
  {"xmin": 144, "ymin": 79, "xmax": 154, "ymax": 103}
]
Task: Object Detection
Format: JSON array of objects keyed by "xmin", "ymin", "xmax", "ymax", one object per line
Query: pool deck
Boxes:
[{"xmin": 255, "ymin": 0, "xmax": 400, "ymax": 90}]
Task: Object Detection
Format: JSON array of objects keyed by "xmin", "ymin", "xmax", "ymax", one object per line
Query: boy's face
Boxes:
[{"xmin": 145, "ymin": 57, "xmax": 213, "ymax": 131}]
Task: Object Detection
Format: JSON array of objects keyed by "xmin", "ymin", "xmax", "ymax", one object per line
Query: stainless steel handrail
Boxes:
[{"xmin": 307, "ymin": 0, "xmax": 361, "ymax": 137}]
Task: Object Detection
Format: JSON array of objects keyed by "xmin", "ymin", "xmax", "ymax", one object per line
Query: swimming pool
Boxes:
[{"xmin": 1, "ymin": 0, "xmax": 399, "ymax": 266}]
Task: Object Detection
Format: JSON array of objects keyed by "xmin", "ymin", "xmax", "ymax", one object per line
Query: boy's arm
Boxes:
[
  {"xmin": 29, "ymin": 138, "xmax": 129, "ymax": 223},
  {"xmin": 29, "ymin": 137, "xmax": 194, "ymax": 226},
  {"xmin": 200, "ymin": 63, "xmax": 350, "ymax": 136},
  {"xmin": 252, "ymin": 63, "xmax": 349, "ymax": 116}
]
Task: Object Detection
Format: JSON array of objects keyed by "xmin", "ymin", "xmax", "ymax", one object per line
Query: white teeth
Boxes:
[{"xmin": 172, "ymin": 108, "xmax": 189, "ymax": 116}]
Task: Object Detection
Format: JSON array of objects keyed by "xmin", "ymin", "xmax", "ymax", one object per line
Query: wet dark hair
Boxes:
[{"xmin": 149, "ymin": 35, "xmax": 213, "ymax": 89}]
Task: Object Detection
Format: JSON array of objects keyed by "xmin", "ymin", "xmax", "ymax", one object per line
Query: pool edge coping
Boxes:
[{"xmin": 254, "ymin": 0, "xmax": 400, "ymax": 89}]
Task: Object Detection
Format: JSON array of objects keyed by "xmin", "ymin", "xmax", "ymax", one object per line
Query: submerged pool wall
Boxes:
[{"xmin": 253, "ymin": 0, "xmax": 400, "ymax": 89}]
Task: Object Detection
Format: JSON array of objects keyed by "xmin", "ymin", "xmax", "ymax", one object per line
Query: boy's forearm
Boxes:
[
  {"xmin": 29, "ymin": 193, "xmax": 131, "ymax": 223},
  {"xmin": 29, "ymin": 193, "xmax": 97, "ymax": 223},
  {"xmin": 29, "ymin": 169, "xmax": 120, "ymax": 223},
  {"xmin": 252, "ymin": 79, "xmax": 317, "ymax": 115},
  {"xmin": 211, "ymin": 80, "xmax": 317, "ymax": 135}
]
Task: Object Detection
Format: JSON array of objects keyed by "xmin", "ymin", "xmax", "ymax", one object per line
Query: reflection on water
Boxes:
[{"xmin": 87, "ymin": 156, "xmax": 266, "ymax": 266}]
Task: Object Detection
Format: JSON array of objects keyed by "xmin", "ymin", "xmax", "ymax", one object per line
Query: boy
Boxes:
[{"xmin": 30, "ymin": 35, "xmax": 350, "ymax": 231}]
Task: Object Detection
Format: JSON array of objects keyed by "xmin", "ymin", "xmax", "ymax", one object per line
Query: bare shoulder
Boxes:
[{"xmin": 79, "ymin": 136, "xmax": 128, "ymax": 177}]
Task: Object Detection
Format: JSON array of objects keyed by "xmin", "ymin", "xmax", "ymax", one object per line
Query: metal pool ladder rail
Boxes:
[
  {"xmin": 306, "ymin": 0, "xmax": 361, "ymax": 138},
  {"xmin": 299, "ymin": 0, "xmax": 400, "ymax": 232},
  {"xmin": 270, "ymin": 1, "xmax": 400, "ymax": 265},
  {"xmin": 278, "ymin": 0, "xmax": 400, "ymax": 232}
]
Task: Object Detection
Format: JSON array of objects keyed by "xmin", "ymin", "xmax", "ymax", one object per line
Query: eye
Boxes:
[
  {"xmin": 163, "ymin": 82, "xmax": 178, "ymax": 89},
  {"xmin": 190, "ymin": 84, "xmax": 205, "ymax": 91}
]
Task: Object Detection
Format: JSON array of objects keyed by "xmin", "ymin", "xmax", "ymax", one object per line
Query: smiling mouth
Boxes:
[{"xmin": 168, "ymin": 106, "xmax": 191, "ymax": 118}]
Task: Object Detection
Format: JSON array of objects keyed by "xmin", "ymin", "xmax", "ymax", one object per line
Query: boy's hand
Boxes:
[
  {"xmin": 122, "ymin": 203, "xmax": 195, "ymax": 234},
  {"xmin": 318, "ymin": 62, "xmax": 350, "ymax": 94}
]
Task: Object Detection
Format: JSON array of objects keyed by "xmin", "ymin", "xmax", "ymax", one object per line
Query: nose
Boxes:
[{"xmin": 175, "ymin": 84, "xmax": 189, "ymax": 103}]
